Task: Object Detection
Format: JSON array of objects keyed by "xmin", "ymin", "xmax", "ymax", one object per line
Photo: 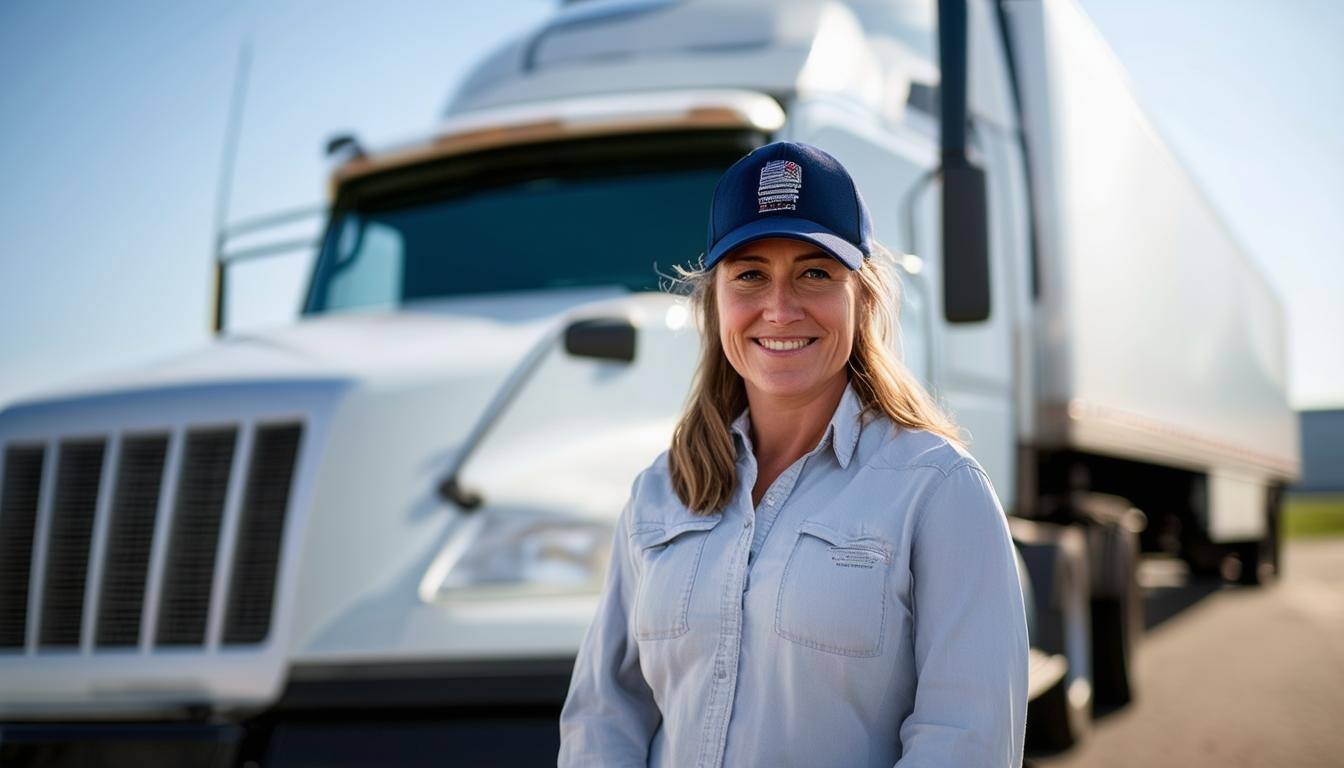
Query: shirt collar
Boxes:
[{"xmin": 730, "ymin": 380, "xmax": 864, "ymax": 469}]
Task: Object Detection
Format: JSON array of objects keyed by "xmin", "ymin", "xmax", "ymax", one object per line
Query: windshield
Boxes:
[{"xmin": 303, "ymin": 163, "xmax": 727, "ymax": 314}]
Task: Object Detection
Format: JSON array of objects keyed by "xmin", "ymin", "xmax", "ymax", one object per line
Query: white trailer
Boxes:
[{"xmin": 0, "ymin": 0, "xmax": 1298, "ymax": 763}]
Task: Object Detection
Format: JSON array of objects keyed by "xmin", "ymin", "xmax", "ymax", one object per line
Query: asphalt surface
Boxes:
[{"xmin": 1030, "ymin": 538, "xmax": 1344, "ymax": 768}]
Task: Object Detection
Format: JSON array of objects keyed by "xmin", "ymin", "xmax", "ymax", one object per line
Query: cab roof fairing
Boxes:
[
  {"xmin": 445, "ymin": 0, "xmax": 937, "ymax": 124},
  {"xmin": 324, "ymin": 1, "xmax": 938, "ymax": 194}
]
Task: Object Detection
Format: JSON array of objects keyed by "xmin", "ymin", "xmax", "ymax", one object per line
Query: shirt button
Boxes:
[
  {"xmin": 743, "ymin": 519, "xmax": 750, "ymax": 528},
  {"xmin": 716, "ymin": 667, "xmax": 728, "ymax": 680}
]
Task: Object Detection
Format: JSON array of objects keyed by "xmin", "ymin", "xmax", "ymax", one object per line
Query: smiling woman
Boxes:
[
  {"xmin": 558, "ymin": 141, "xmax": 1029, "ymax": 768},
  {"xmin": 716, "ymin": 242, "xmax": 856, "ymax": 414},
  {"xmin": 667, "ymin": 239, "xmax": 963, "ymax": 516}
]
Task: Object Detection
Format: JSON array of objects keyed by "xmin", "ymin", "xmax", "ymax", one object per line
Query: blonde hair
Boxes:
[{"xmin": 667, "ymin": 243, "xmax": 966, "ymax": 515}]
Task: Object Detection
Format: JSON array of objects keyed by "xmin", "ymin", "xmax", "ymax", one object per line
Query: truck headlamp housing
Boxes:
[{"xmin": 419, "ymin": 511, "xmax": 613, "ymax": 602}]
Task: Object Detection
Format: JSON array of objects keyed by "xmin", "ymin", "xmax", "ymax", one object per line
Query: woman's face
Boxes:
[{"xmin": 715, "ymin": 237, "xmax": 858, "ymax": 402}]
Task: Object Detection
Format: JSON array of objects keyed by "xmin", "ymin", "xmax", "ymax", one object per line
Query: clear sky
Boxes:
[{"xmin": 1, "ymin": 0, "xmax": 1340, "ymax": 409}]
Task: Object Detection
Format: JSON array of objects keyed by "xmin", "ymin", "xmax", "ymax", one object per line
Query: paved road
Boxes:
[{"xmin": 1030, "ymin": 538, "xmax": 1344, "ymax": 768}]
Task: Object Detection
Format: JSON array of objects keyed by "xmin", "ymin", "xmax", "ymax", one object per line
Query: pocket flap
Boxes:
[
  {"xmin": 796, "ymin": 521, "xmax": 892, "ymax": 563},
  {"xmin": 631, "ymin": 517, "xmax": 721, "ymax": 549}
]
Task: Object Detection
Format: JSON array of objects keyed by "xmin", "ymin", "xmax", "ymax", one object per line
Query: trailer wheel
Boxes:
[
  {"xmin": 1233, "ymin": 532, "xmax": 1274, "ymax": 586},
  {"xmin": 1234, "ymin": 486, "xmax": 1284, "ymax": 587},
  {"xmin": 1232, "ymin": 540, "xmax": 1264, "ymax": 585},
  {"xmin": 1011, "ymin": 521, "xmax": 1092, "ymax": 752}
]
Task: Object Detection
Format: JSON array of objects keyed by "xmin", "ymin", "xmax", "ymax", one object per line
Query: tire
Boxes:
[
  {"xmin": 1086, "ymin": 509, "xmax": 1143, "ymax": 710},
  {"xmin": 1267, "ymin": 485, "xmax": 1283, "ymax": 578},
  {"xmin": 1090, "ymin": 596, "xmax": 1137, "ymax": 709},
  {"xmin": 1234, "ymin": 485, "xmax": 1284, "ymax": 587},
  {"xmin": 1012, "ymin": 521, "xmax": 1093, "ymax": 752},
  {"xmin": 1178, "ymin": 516, "xmax": 1224, "ymax": 579},
  {"xmin": 1234, "ymin": 539, "xmax": 1269, "ymax": 586}
]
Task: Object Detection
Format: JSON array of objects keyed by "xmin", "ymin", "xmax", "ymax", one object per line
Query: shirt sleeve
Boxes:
[
  {"xmin": 895, "ymin": 463, "xmax": 1029, "ymax": 767},
  {"xmin": 557, "ymin": 494, "xmax": 662, "ymax": 766}
]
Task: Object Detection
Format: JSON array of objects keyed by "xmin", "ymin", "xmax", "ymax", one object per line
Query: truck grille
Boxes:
[
  {"xmin": 40, "ymin": 440, "xmax": 105, "ymax": 647},
  {"xmin": 97, "ymin": 435, "xmax": 169, "ymax": 647},
  {"xmin": 0, "ymin": 447, "xmax": 43, "ymax": 648},
  {"xmin": 157, "ymin": 428, "xmax": 238, "ymax": 646},
  {"xmin": 0, "ymin": 423, "xmax": 302, "ymax": 652}
]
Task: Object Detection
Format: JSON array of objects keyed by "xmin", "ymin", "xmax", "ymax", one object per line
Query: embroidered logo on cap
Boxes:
[{"xmin": 758, "ymin": 159, "xmax": 802, "ymax": 213}]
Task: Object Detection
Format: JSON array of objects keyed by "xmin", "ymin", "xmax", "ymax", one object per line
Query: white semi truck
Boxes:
[{"xmin": 0, "ymin": 0, "xmax": 1299, "ymax": 764}]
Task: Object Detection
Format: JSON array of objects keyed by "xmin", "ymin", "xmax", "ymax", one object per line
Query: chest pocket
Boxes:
[
  {"xmin": 775, "ymin": 520, "xmax": 892, "ymax": 657},
  {"xmin": 630, "ymin": 519, "xmax": 718, "ymax": 640}
]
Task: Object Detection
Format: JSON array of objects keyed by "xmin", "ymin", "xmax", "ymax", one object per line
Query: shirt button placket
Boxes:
[{"xmin": 702, "ymin": 520, "xmax": 752, "ymax": 768}]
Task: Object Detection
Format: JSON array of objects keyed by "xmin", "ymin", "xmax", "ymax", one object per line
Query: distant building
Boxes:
[{"xmin": 1296, "ymin": 409, "xmax": 1344, "ymax": 493}]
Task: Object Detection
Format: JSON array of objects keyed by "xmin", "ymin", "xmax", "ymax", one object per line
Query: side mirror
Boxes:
[
  {"xmin": 938, "ymin": 0, "xmax": 992, "ymax": 324},
  {"xmin": 942, "ymin": 157, "xmax": 992, "ymax": 323},
  {"xmin": 439, "ymin": 315, "xmax": 639, "ymax": 511},
  {"xmin": 564, "ymin": 317, "xmax": 637, "ymax": 363}
]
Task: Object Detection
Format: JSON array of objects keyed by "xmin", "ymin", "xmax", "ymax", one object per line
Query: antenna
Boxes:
[{"xmin": 211, "ymin": 37, "xmax": 254, "ymax": 335}]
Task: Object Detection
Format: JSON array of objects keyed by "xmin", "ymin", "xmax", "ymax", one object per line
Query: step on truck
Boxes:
[{"xmin": 0, "ymin": 0, "xmax": 1299, "ymax": 764}]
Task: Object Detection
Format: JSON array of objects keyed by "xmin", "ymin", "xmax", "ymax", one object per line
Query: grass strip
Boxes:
[{"xmin": 1284, "ymin": 493, "xmax": 1344, "ymax": 539}]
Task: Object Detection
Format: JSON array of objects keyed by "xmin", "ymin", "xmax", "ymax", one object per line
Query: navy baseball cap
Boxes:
[{"xmin": 704, "ymin": 141, "xmax": 873, "ymax": 270}]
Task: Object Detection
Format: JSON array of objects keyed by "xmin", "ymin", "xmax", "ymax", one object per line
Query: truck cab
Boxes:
[{"xmin": 0, "ymin": 0, "xmax": 1297, "ymax": 764}]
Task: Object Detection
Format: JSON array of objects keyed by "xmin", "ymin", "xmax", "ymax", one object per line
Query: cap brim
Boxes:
[{"xmin": 705, "ymin": 216, "xmax": 865, "ymax": 270}]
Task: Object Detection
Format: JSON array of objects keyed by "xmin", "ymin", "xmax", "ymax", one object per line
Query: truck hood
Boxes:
[
  {"xmin": 0, "ymin": 286, "xmax": 701, "ymax": 716},
  {"xmin": 13, "ymin": 287, "xmax": 651, "ymax": 405}
]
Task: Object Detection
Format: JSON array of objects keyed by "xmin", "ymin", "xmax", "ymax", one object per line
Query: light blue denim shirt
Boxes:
[{"xmin": 559, "ymin": 382, "xmax": 1028, "ymax": 767}]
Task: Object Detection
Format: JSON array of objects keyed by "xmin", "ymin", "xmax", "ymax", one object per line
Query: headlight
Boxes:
[{"xmin": 419, "ymin": 511, "xmax": 614, "ymax": 602}]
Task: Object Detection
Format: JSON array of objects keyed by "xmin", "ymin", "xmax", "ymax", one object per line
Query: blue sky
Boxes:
[{"xmin": 1, "ymin": 0, "xmax": 1340, "ymax": 409}]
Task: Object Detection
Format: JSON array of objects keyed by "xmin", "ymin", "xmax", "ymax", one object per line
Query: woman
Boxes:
[{"xmin": 559, "ymin": 141, "xmax": 1028, "ymax": 767}]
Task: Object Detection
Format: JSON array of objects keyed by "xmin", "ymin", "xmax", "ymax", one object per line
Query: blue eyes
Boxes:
[{"xmin": 734, "ymin": 268, "xmax": 831, "ymax": 282}]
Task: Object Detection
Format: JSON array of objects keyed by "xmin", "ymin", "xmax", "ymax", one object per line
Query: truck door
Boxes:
[
  {"xmin": 805, "ymin": 0, "xmax": 1030, "ymax": 511},
  {"xmin": 935, "ymin": 0, "xmax": 1036, "ymax": 513}
]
